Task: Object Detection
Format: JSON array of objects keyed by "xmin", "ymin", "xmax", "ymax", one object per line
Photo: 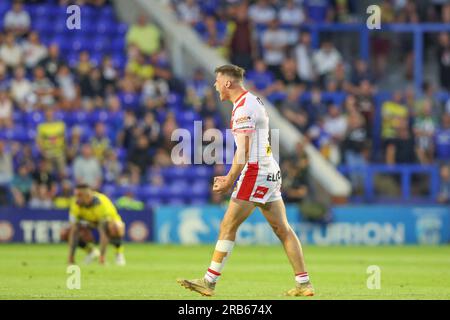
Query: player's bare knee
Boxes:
[
  {"xmin": 219, "ymin": 221, "xmax": 238, "ymax": 239},
  {"xmin": 271, "ymin": 224, "xmax": 290, "ymax": 241}
]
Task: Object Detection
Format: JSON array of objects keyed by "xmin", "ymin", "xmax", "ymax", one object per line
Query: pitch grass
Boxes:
[{"xmin": 0, "ymin": 244, "xmax": 449, "ymax": 300}]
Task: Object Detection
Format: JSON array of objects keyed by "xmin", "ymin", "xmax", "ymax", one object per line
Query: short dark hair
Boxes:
[
  {"xmin": 214, "ymin": 64, "xmax": 245, "ymax": 82},
  {"xmin": 75, "ymin": 183, "xmax": 90, "ymax": 190}
]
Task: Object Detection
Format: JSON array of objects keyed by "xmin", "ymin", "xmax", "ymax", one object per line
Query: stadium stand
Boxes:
[
  {"xmin": 0, "ymin": 0, "xmax": 224, "ymax": 209},
  {"xmin": 2, "ymin": 0, "xmax": 450, "ymax": 208}
]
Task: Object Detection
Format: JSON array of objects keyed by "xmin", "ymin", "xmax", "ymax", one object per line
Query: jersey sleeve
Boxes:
[
  {"xmin": 99, "ymin": 195, "xmax": 121, "ymax": 221},
  {"xmin": 232, "ymin": 106, "xmax": 256, "ymax": 134}
]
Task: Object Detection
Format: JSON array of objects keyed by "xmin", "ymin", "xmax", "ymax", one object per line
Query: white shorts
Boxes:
[{"xmin": 231, "ymin": 159, "xmax": 282, "ymax": 204}]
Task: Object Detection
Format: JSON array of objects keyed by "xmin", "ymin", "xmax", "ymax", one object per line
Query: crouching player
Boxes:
[{"xmin": 63, "ymin": 184, "xmax": 126, "ymax": 266}]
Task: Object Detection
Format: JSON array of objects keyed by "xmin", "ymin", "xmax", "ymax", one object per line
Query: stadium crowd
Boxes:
[
  {"xmin": 171, "ymin": 0, "xmax": 450, "ymax": 200},
  {"xmin": 2, "ymin": 0, "xmax": 450, "ymax": 209}
]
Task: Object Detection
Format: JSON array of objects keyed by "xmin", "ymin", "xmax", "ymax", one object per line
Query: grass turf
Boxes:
[{"xmin": 0, "ymin": 244, "xmax": 449, "ymax": 300}]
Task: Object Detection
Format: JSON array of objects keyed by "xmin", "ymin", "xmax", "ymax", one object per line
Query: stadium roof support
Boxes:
[{"xmin": 116, "ymin": 0, "xmax": 352, "ymax": 199}]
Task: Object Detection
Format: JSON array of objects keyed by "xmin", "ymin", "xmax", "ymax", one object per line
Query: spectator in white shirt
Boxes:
[
  {"xmin": 0, "ymin": 33, "xmax": 23, "ymax": 70},
  {"xmin": 10, "ymin": 66, "xmax": 32, "ymax": 110},
  {"xmin": 294, "ymin": 30, "xmax": 315, "ymax": 84},
  {"xmin": 324, "ymin": 104, "xmax": 348, "ymax": 143},
  {"xmin": 279, "ymin": 0, "xmax": 305, "ymax": 45},
  {"xmin": 177, "ymin": 0, "xmax": 201, "ymax": 25},
  {"xmin": 261, "ymin": 19, "xmax": 289, "ymax": 78},
  {"xmin": 248, "ymin": 0, "xmax": 276, "ymax": 25},
  {"xmin": 279, "ymin": 0, "xmax": 305, "ymax": 26},
  {"xmin": 313, "ymin": 39, "xmax": 342, "ymax": 87},
  {"xmin": 3, "ymin": 0, "xmax": 31, "ymax": 37},
  {"xmin": 22, "ymin": 31, "xmax": 48, "ymax": 69}
]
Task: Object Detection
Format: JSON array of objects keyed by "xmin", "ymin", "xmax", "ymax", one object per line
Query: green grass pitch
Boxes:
[{"xmin": 0, "ymin": 244, "xmax": 449, "ymax": 300}]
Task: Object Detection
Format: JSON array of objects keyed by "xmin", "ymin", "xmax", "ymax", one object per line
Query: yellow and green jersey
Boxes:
[{"xmin": 69, "ymin": 192, "xmax": 122, "ymax": 225}]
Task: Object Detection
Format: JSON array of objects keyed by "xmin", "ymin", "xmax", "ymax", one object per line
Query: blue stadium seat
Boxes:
[{"xmin": 25, "ymin": 111, "xmax": 44, "ymax": 127}]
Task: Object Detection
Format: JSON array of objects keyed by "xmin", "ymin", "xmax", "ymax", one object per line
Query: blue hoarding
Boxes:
[
  {"xmin": 155, "ymin": 205, "xmax": 450, "ymax": 245},
  {"xmin": 0, "ymin": 209, "xmax": 153, "ymax": 243}
]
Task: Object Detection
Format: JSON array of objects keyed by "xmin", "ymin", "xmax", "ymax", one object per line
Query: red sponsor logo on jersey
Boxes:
[{"xmin": 253, "ymin": 186, "xmax": 269, "ymax": 199}]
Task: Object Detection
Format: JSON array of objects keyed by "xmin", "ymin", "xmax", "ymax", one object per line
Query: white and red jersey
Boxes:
[{"xmin": 230, "ymin": 91, "xmax": 282, "ymax": 204}]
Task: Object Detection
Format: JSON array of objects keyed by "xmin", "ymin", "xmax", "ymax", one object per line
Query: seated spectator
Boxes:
[
  {"xmin": 3, "ymin": 0, "xmax": 31, "ymax": 37},
  {"xmin": 53, "ymin": 180, "xmax": 73, "ymax": 209},
  {"xmin": 324, "ymin": 104, "xmax": 347, "ymax": 147},
  {"xmin": 313, "ymin": 39, "xmax": 342, "ymax": 87},
  {"xmin": 279, "ymin": 0, "xmax": 305, "ymax": 27},
  {"xmin": 413, "ymin": 100, "xmax": 437, "ymax": 164},
  {"xmin": 31, "ymin": 159, "xmax": 58, "ymax": 200},
  {"xmin": 126, "ymin": 51, "xmax": 154, "ymax": 81},
  {"xmin": 245, "ymin": 59, "xmax": 276, "ymax": 96},
  {"xmin": 354, "ymin": 79, "xmax": 375, "ymax": 136},
  {"xmin": 29, "ymin": 184, "xmax": 53, "ymax": 209},
  {"xmin": 186, "ymin": 68, "xmax": 211, "ymax": 107},
  {"xmin": 281, "ymin": 86, "xmax": 310, "ymax": 133},
  {"xmin": 126, "ymin": 14, "xmax": 161, "ymax": 56},
  {"xmin": 307, "ymin": 117, "xmax": 339, "ymax": 164},
  {"xmin": 39, "ymin": 44, "xmax": 65, "ymax": 83},
  {"xmin": 37, "ymin": 108, "xmax": 66, "ymax": 176},
  {"xmin": 31, "ymin": 66, "xmax": 57, "ymax": 110},
  {"xmin": 90, "ymin": 122, "xmax": 111, "ymax": 162},
  {"xmin": 304, "ymin": 86, "xmax": 327, "ymax": 124},
  {"xmin": 282, "ymin": 144, "xmax": 309, "ymax": 203},
  {"xmin": 115, "ymin": 191, "xmax": 144, "ymax": 211},
  {"xmin": 0, "ymin": 140, "xmax": 13, "ymax": 205},
  {"xmin": 127, "ymin": 135, "xmax": 152, "ymax": 180},
  {"xmin": 73, "ymin": 144, "xmax": 103, "ymax": 189},
  {"xmin": 22, "ymin": 31, "xmax": 48, "ymax": 69},
  {"xmin": 434, "ymin": 113, "xmax": 450, "ymax": 164},
  {"xmin": 141, "ymin": 112, "xmax": 160, "ymax": 146},
  {"xmin": 294, "ymin": 31, "xmax": 315, "ymax": 85},
  {"xmin": 248, "ymin": 0, "xmax": 276, "ymax": 25},
  {"xmin": 10, "ymin": 66, "xmax": 32, "ymax": 110},
  {"xmin": 437, "ymin": 165, "xmax": 450, "ymax": 203},
  {"xmin": 66, "ymin": 126, "xmax": 83, "ymax": 165},
  {"xmin": 118, "ymin": 110, "xmax": 138, "ymax": 150},
  {"xmin": 11, "ymin": 164, "xmax": 33, "ymax": 207},
  {"xmin": 56, "ymin": 64, "xmax": 80, "ymax": 111},
  {"xmin": 103, "ymin": 149, "xmax": 122, "ymax": 184},
  {"xmin": 385, "ymin": 121, "xmax": 417, "ymax": 164},
  {"xmin": 341, "ymin": 111, "xmax": 369, "ymax": 191},
  {"xmin": 275, "ymin": 57, "xmax": 304, "ymax": 91},
  {"xmin": 80, "ymin": 67, "xmax": 105, "ymax": 100},
  {"xmin": 177, "ymin": 0, "xmax": 201, "ymax": 25},
  {"xmin": 202, "ymin": 15, "xmax": 228, "ymax": 55},
  {"xmin": 351, "ymin": 59, "xmax": 372, "ymax": 86},
  {"xmin": 76, "ymin": 50, "xmax": 93, "ymax": 78},
  {"xmin": 101, "ymin": 55, "xmax": 119, "ymax": 91},
  {"xmin": 261, "ymin": 19, "xmax": 289, "ymax": 78},
  {"xmin": 278, "ymin": 0, "xmax": 304, "ymax": 44},
  {"xmin": 381, "ymin": 90, "xmax": 409, "ymax": 147},
  {"xmin": 0, "ymin": 90, "xmax": 13, "ymax": 129},
  {"xmin": 0, "ymin": 33, "xmax": 23, "ymax": 71}
]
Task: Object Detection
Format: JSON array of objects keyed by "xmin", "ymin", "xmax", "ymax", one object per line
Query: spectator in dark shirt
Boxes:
[
  {"xmin": 434, "ymin": 113, "xmax": 450, "ymax": 164},
  {"xmin": 229, "ymin": 2, "xmax": 255, "ymax": 71},
  {"xmin": 385, "ymin": 122, "xmax": 417, "ymax": 164},
  {"xmin": 31, "ymin": 159, "xmax": 57, "ymax": 200},
  {"xmin": 127, "ymin": 134, "xmax": 153, "ymax": 181}
]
